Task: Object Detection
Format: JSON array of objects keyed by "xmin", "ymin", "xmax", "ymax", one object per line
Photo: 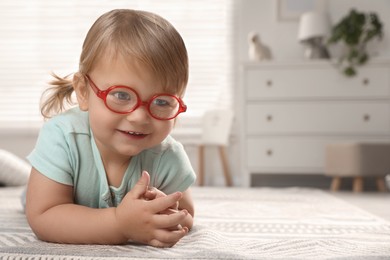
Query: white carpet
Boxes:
[{"xmin": 1, "ymin": 186, "xmax": 390, "ymax": 259}]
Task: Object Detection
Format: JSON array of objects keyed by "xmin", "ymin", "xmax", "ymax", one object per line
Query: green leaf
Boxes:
[
  {"xmin": 358, "ymin": 53, "xmax": 368, "ymax": 65},
  {"xmin": 344, "ymin": 67, "xmax": 356, "ymax": 77}
]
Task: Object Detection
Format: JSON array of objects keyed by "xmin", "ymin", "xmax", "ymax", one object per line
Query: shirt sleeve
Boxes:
[
  {"xmin": 27, "ymin": 119, "xmax": 74, "ymax": 186},
  {"xmin": 153, "ymin": 139, "xmax": 196, "ymax": 194}
]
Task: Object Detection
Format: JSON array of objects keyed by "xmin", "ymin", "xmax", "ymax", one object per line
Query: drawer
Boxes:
[
  {"xmin": 246, "ymin": 136, "xmax": 390, "ymax": 170},
  {"xmin": 246, "ymin": 137, "xmax": 325, "ymax": 169},
  {"xmin": 245, "ymin": 67, "xmax": 390, "ymax": 99},
  {"xmin": 247, "ymin": 102, "xmax": 390, "ymax": 134}
]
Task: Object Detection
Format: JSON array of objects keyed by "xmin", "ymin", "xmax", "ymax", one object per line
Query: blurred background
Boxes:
[{"xmin": 1, "ymin": 0, "xmax": 389, "ymax": 189}]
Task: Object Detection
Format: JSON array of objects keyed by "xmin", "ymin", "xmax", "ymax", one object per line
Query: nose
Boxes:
[{"xmin": 125, "ymin": 102, "xmax": 151, "ymax": 122}]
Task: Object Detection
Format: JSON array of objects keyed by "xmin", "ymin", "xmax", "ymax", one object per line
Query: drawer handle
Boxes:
[
  {"xmin": 266, "ymin": 149, "xmax": 273, "ymax": 156},
  {"xmin": 362, "ymin": 78, "xmax": 370, "ymax": 85},
  {"xmin": 266, "ymin": 80, "xmax": 272, "ymax": 87},
  {"xmin": 266, "ymin": 115, "xmax": 273, "ymax": 121},
  {"xmin": 363, "ymin": 114, "xmax": 370, "ymax": 122}
]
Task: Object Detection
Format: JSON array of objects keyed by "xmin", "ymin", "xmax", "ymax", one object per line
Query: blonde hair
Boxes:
[{"xmin": 41, "ymin": 9, "xmax": 189, "ymax": 118}]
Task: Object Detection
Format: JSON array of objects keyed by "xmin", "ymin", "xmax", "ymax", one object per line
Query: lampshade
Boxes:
[{"xmin": 298, "ymin": 11, "xmax": 330, "ymax": 41}]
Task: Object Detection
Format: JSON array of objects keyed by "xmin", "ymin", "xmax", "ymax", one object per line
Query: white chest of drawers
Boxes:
[{"xmin": 238, "ymin": 59, "xmax": 390, "ymax": 186}]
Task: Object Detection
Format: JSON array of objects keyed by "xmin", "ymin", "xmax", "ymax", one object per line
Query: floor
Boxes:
[
  {"xmin": 251, "ymin": 174, "xmax": 390, "ymax": 222},
  {"xmin": 331, "ymin": 191, "xmax": 390, "ymax": 221}
]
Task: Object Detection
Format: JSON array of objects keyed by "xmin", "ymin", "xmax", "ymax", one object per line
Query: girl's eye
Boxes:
[
  {"xmin": 153, "ymin": 98, "xmax": 170, "ymax": 106},
  {"xmin": 110, "ymin": 91, "xmax": 132, "ymax": 101}
]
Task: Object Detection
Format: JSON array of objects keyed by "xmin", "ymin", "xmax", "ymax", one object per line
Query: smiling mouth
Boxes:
[{"xmin": 119, "ymin": 130, "xmax": 148, "ymax": 137}]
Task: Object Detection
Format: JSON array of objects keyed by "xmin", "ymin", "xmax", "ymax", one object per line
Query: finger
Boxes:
[
  {"xmin": 159, "ymin": 208, "xmax": 178, "ymax": 215},
  {"xmin": 148, "ymin": 191, "xmax": 182, "ymax": 213},
  {"xmin": 130, "ymin": 171, "xmax": 150, "ymax": 199},
  {"xmin": 144, "ymin": 189, "xmax": 157, "ymax": 201},
  {"xmin": 149, "ymin": 239, "xmax": 175, "ymax": 248},
  {"xmin": 153, "ymin": 209, "xmax": 188, "ymax": 228},
  {"xmin": 149, "ymin": 227, "xmax": 188, "ymax": 248},
  {"xmin": 167, "ymin": 224, "xmax": 183, "ymax": 231},
  {"xmin": 173, "ymin": 201, "xmax": 179, "ymax": 210}
]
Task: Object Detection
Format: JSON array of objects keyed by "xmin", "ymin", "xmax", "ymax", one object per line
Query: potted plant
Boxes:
[{"xmin": 328, "ymin": 9, "xmax": 383, "ymax": 76}]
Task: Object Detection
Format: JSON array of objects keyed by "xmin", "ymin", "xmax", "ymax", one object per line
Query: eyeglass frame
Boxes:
[{"xmin": 85, "ymin": 74, "xmax": 187, "ymax": 120}]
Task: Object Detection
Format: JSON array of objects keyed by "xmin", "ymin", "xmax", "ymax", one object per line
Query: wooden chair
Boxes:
[{"xmin": 197, "ymin": 109, "xmax": 234, "ymax": 186}]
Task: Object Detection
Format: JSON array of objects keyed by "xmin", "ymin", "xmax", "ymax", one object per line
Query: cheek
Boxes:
[
  {"xmin": 88, "ymin": 100, "xmax": 117, "ymax": 130},
  {"xmin": 155, "ymin": 121, "xmax": 175, "ymax": 137}
]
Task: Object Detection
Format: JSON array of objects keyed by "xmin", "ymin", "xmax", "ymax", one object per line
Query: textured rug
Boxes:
[{"xmin": 1, "ymin": 186, "xmax": 390, "ymax": 259}]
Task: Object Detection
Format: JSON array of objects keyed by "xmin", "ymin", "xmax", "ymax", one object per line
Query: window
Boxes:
[{"xmin": 0, "ymin": 0, "xmax": 235, "ymax": 130}]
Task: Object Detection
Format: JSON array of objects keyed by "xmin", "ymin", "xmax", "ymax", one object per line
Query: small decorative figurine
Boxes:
[{"xmin": 248, "ymin": 32, "xmax": 272, "ymax": 61}]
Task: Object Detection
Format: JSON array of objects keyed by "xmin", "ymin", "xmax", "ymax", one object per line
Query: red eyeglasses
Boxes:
[{"xmin": 86, "ymin": 75, "xmax": 187, "ymax": 120}]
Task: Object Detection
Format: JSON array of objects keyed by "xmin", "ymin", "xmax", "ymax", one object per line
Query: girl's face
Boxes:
[{"xmin": 81, "ymin": 55, "xmax": 176, "ymax": 162}]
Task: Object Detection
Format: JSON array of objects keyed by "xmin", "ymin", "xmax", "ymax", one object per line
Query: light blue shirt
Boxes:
[{"xmin": 27, "ymin": 107, "xmax": 196, "ymax": 208}]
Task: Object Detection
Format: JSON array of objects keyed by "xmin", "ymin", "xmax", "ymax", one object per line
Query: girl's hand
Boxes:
[
  {"xmin": 115, "ymin": 171, "xmax": 188, "ymax": 248},
  {"xmin": 143, "ymin": 187, "xmax": 183, "ymax": 231},
  {"xmin": 144, "ymin": 186, "xmax": 179, "ymax": 211}
]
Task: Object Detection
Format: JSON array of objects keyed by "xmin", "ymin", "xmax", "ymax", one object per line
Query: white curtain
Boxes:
[{"xmin": 0, "ymin": 0, "xmax": 235, "ymax": 129}]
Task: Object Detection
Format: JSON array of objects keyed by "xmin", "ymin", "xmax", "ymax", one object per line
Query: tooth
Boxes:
[{"xmin": 127, "ymin": 131, "xmax": 142, "ymax": 135}]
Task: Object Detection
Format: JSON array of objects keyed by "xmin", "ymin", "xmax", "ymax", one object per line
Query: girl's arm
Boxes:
[{"xmin": 26, "ymin": 168, "xmax": 188, "ymax": 247}]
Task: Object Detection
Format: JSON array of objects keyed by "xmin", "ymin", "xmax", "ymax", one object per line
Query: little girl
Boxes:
[{"xmin": 26, "ymin": 9, "xmax": 196, "ymax": 248}]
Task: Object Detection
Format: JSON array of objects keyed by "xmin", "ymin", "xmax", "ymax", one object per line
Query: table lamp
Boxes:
[{"xmin": 298, "ymin": 11, "xmax": 330, "ymax": 59}]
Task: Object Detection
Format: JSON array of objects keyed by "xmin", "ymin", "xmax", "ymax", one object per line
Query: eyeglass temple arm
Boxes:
[{"xmin": 86, "ymin": 75, "xmax": 106, "ymax": 99}]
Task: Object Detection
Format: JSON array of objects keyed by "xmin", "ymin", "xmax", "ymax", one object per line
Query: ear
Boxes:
[{"xmin": 73, "ymin": 73, "xmax": 89, "ymax": 111}]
